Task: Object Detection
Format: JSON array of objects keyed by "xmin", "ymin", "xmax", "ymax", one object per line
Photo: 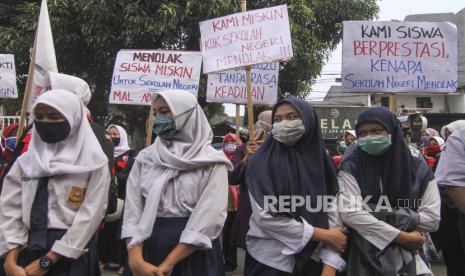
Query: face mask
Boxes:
[
  {"xmin": 224, "ymin": 143, "xmax": 237, "ymax": 153},
  {"xmin": 358, "ymin": 134, "xmax": 392, "ymax": 156},
  {"xmin": 5, "ymin": 137, "xmax": 16, "ymax": 151},
  {"xmin": 272, "ymin": 119, "xmax": 305, "ymax": 146},
  {"xmin": 420, "ymin": 136, "xmax": 429, "ymax": 145},
  {"xmin": 338, "ymin": 141, "xmax": 348, "ymax": 149},
  {"xmin": 153, "ymin": 105, "xmax": 196, "ymax": 140},
  {"xmin": 112, "ymin": 137, "xmax": 120, "ymax": 146},
  {"xmin": 425, "ymin": 144, "xmax": 441, "ymax": 156},
  {"xmin": 34, "ymin": 120, "xmax": 71, "ymax": 144}
]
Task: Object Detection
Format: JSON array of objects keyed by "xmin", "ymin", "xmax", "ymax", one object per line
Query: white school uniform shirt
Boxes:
[
  {"xmin": 0, "ymin": 162, "xmax": 110, "ymax": 259},
  {"xmin": 0, "ymin": 90, "xmax": 110, "ymax": 259},
  {"xmin": 121, "ymin": 158, "xmax": 229, "ymax": 249},
  {"xmin": 337, "ymin": 171, "xmax": 441, "ymax": 274},
  {"xmin": 436, "ymin": 128, "xmax": 465, "ymax": 188},
  {"xmin": 246, "ymin": 193, "xmax": 346, "ymax": 273},
  {"xmin": 121, "ymin": 89, "xmax": 232, "ymax": 248}
]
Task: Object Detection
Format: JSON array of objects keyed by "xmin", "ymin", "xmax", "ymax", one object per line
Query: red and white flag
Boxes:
[{"xmin": 27, "ymin": 0, "xmax": 58, "ymax": 111}]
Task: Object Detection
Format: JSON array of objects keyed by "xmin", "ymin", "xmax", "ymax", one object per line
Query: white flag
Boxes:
[{"xmin": 27, "ymin": 0, "xmax": 58, "ymax": 111}]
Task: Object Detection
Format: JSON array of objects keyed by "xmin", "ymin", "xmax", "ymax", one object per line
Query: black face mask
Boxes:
[
  {"xmin": 112, "ymin": 137, "xmax": 120, "ymax": 146},
  {"xmin": 34, "ymin": 120, "xmax": 71, "ymax": 144}
]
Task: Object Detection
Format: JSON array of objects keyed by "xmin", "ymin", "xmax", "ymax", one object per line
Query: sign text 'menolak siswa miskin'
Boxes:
[{"xmin": 110, "ymin": 50, "xmax": 202, "ymax": 105}]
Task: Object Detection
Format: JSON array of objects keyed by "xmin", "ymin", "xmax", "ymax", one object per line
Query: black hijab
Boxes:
[
  {"xmin": 340, "ymin": 107, "xmax": 433, "ymax": 209},
  {"xmin": 246, "ymin": 98, "xmax": 338, "ymax": 227}
]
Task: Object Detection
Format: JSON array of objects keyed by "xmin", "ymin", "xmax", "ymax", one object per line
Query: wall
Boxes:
[
  {"xmin": 447, "ymin": 94, "xmax": 465, "ymax": 113},
  {"xmin": 372, "ymin": 94, "xmax": 448, "ymax": 112}
]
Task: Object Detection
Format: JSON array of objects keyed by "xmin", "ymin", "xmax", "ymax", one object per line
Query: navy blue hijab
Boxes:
[
  {"xmin": 246, "ymin": 98, "xmax": 338, "ymax": 227},
  {"xmin": 340, "ymin": 107, "xmax": 433, "ymax": 209}
]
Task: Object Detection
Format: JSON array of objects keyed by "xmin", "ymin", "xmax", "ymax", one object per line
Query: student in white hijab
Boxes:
[
  {"xmin": 122, "ymin": 90, "xmax": 232, "ymax": 276},
  {"xmin": 47, "ymin": 72, "xmax": 118, "ymax": 215},
  {"xmin": 0, "ymin": 90, "xmax": 110, "ymax": 276},
  {"xmin": 107, "ymin": 125, "xmax": 131, "ymax": 158},
  {"xmin": 99, "ymin": 125, "xmax": 134, "ymax": 273},
  {"xmin": 441, "ymin": 120, "xmax": 465, "ymax": 140}
]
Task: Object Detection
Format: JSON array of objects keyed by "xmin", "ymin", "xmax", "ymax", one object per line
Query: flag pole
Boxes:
[
  {"xmin": 241, "ymin": 0, "xmax": 255, "ymax": 142},
  {"xmin": 16, "ymin": 33, "xmax": 37, "ymax": 143}
]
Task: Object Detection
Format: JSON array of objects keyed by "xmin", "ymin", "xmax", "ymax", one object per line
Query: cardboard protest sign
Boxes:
[
  {"xmin": 206, "ymin": 62, "xmax": 278, "ymax": 105},
  {"xmin": 0, "ymin": 54, "xmax": 18, "ymax": 99},
  {"xmin": 110, "ymin": 50, "xmax": 202, "ymax": 105},
  {"xmin": 342, "ymin": 21, "xmax": 457, "ymax": 93},
  {"xmin": 200, "ymin": 4, "xmax": 293, "ymax": 73}
]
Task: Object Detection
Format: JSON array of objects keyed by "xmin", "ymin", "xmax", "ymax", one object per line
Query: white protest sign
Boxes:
[
  {"xmin": 0, "ymin": 54, "xmax": 18, "ymax": 99},
  {"xmin": 110, "ymin": 50, "xmax": 202, "ymax": 105},
  {"xmin": 342, "ymin": 21, "xmax": 457, "ymax": 93},
  {"xmin": 206, "ymin": 63, "xmax": 278, "ymax": 105},
  {"xmin": 200, "ymin": 4, "xmax": 293, "ymax": 74}
]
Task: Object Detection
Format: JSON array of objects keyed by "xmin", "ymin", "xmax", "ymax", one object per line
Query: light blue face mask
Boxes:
[
  {"xmin": 358, "ymin": 134, "xmax": 392, "ymax": 156},
  {"xmin": 153, "ymin": 105, "xmax": 197, "ymax": 140}
]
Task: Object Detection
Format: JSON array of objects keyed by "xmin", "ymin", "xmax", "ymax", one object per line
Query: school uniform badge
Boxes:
[{"xmin": 68, "ymin": 187, "xmax": 86, "ymax": 205}]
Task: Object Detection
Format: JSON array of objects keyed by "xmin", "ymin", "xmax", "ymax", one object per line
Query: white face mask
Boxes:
[
  {"xmin": 272, "ymin": 119, "xmax": 305, "ymax": 146},
  {"xmin": 224, "ymin": 143, "xmax": 237, "ymax": 153}
]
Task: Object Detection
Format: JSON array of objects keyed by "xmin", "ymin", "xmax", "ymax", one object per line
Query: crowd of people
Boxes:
[{"xmin": 0, "ymin": 73, "xmax": 465, "ymax": 276}]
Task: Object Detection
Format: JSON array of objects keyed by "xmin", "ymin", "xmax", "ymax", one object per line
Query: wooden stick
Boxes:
[
  {"xmin": 389, "ymin": 92, "xmax": 397, "ymax": 114},
  {"xmin": 240, "ymin": 0, "xmax": 246, "ymax": 12},
  {"xmin": 235, "ymin": 104, "xmax": 241, "ymax": 144},
  {"xmin": 16, "ymin": 34, "xmax": 38, "ymax": 144},
  {"xmin": 246, "ymin": 65, "xmax": 255, "ymax": 142},
  {"xmin": 145, "ymin": 104, "xmax": 154, "ymax": 147},
  {"xmin": 241, "ymin": 0, "xmax": 255, "ymax": 142}
]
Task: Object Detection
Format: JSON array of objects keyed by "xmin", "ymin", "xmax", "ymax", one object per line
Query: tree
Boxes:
[{"xmin": 0, "ymin": 0, "xmax": 378, "ymax": 147}]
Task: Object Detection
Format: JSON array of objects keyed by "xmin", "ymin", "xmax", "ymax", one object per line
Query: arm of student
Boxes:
[
  {"xmin": 121, "ymin": 159, "xmax": 144, "ymax": 240},
  {"xmin": 316, "ymin": 209, "xmax": 346, "ymax": 272},
  {"xmin": 126, "ymin": 240, "xmax": 164, "ymax": 276},
  {"xmin": 159, "ymin": 244, "xmax": 196, "ymax": 274},
  {"xmin": 416, "ymin": 179, "xmax": 441, "ymax": 232},
  {"xmin": 338, "ymin": 171, "xmax": 400, "ymax": 251},
  {"xmin": 248, "ymin": 193, "xmax": 313, "ymax": 256},
  {"xmin": 180, "ymin": 164, "xmax": 229, "ymax": 250},
  {"xmin": 0, "ymin": 163, "xmax": 28, "ymax": 257},
  {"xmin": 51, "ymin": 165, "xmax": 110, "ymax": 259},
  {"xmin": 436, "ymin": 133, "xmax": 465, "ymax": 212}
]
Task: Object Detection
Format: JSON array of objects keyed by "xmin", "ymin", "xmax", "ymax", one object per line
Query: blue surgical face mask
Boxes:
[
  {"xmin": 358, "ymin": 134, "xmax": 392, "ymax": 156},
  {"xmin": 153, "ymin": 105, "xmax": 197, "ymax": 140},
  {"xmin": 5, "ymin": 137, "xmax": 16, "ymax": 151}
]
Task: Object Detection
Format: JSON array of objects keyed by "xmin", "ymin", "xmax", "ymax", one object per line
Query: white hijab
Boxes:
[
  {"xmin": 430, "ymin": 136, "xmax": 445, "ymax": 149},
  {"xmin": 107, "ymin": 124, "xmax": 131, "ymax": 157},
  {"xmin": 47, "ymin": 72, "xmax": 92, "ymax": 106},
  {"xmin": 441, "ymin": 120, "xmax": 465, "ymax": 138},
  {"xmin": 128, "ymin": 89, "xmax": 232, "ymax": 248},
  {"xmin": 17, "ymin": 89, "xmax": 108, "ymax": 178}
]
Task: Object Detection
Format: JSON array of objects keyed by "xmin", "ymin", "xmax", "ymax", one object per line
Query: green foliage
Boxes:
[{"xmin": 0, "ymin": 0, "xmax": 378, "ymax": 136}]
